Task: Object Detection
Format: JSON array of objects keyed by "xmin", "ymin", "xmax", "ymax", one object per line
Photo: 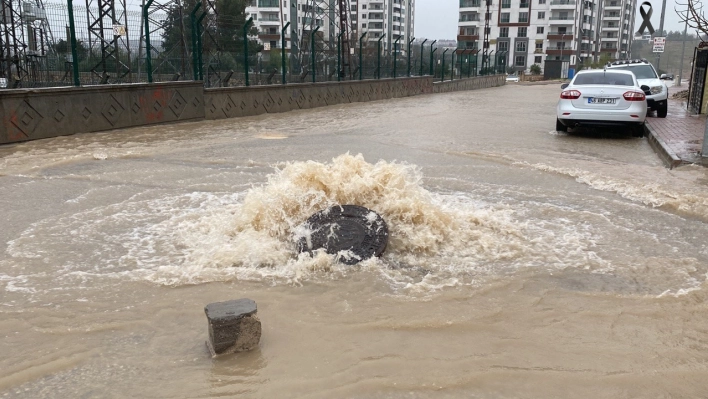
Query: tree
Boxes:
[
  {"xmin": 529, "ymin": 63, "xmax": 541, "ymax": 75},
  {"xmin": 676, "ymin": 0, "xmax": 708, "ymax": 41},
  {"xmin": 160, "ymin": 0, "xmax": 261, "ymax": 71},
  {"xmin": 53, "ymin": 39, "xmax": 88, "ymax": 59}
]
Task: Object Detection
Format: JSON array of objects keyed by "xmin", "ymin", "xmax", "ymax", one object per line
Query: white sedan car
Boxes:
[{"xmin": 556, "ymin": 69, "xmax": 648, "ymax": 137}]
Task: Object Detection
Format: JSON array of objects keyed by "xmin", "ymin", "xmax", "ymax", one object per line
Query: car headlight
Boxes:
[{"xmin": 650, "ymin": 85, "xmax": 664, "ymax": 95}]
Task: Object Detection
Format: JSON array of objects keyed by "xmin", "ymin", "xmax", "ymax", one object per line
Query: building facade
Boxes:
[
  {"xmin": 246, "ymin": 0, "xmax": 414, "ymax": 53},
  {"xmin": 458, "ymin": 0, "xmax": 636, "ymax": 72}
]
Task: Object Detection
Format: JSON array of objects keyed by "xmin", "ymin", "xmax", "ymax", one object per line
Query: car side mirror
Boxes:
[
  {"xmin": 561, "ymin": 83, "xmax": 569, "ymax": 89},
  {"xmin": 640, "ymin": 85, "xmax": 651, "ymax": 95}
]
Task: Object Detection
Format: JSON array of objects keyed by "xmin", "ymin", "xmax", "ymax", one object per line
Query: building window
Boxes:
[
  {"xmin": 536, "ymin": 26, "xmax": 544, "ymax": 34},
  {"xmin": 518, "ymin": 12, "xmax": 528, "ymax": 22},
  {"xmin": 516, "ymin": 41, "xmax": 527, "ymax": 52},
  {"xmin": 518, "ymin": 27, "xmax": 527, "ymax": 37},
  {"xmin": 515, "ymin": 55, "xmax": 526, "ymax": 66},
  {"xmin": 501, "ymin": 12, "xmax": 510, "ymax": 22},
  {"xmin": 500, "ymin": 27, "xmax": 509, "ymax": 37},
  {"xmin": 534, "ymin": 55, "xmax": 542, "ymax": 63},
  {"xmin": 535, "ymin": 42, "xmax": 543, "ymax": 50},
  {"xmin": 537, "ymin": 11, "xmax": 545, "ymax": 19},
  {"xmin": 501, "ymin": 0, "xmax": 511, "ymax": 8},
  {"xmin": 351, "ymin": 5, "xmax": 356, "ymax": 11},
  {"xmin": 538, "ymin": 0, "xmax": 546, "ymax": 3},
  {"xmin": 497, "ymin": 41, "xmax": 509, "ymax": 51},
  {"xmin": 362, "ymin": 23, "xmax": 366, "ymax": 28}
]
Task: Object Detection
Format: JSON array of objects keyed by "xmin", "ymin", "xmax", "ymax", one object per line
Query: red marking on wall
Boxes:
[
  {"xmin": 6, "ymin": 111, "xmax": 29, "ymax": 142},
  {"xmin": 139, "ymin": 87, "xmax": 170, "ymax": 123}
]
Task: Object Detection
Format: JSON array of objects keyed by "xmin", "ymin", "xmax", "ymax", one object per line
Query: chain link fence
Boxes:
[{"xmin": 1, "ymin": 0, "xmax": 506, "ymax": 89}]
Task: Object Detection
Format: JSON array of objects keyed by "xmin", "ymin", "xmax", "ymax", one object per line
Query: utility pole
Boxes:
[
  {"xmin": 677, "ymin": 16, "xmax": 688, "ymax": 86},
  {"xmin": 655, "ymin": 0, "xmax": 668, "ymax": 68}
]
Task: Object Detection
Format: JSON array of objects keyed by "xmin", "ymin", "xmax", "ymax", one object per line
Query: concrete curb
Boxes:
[{"xmin": 645, "ymin": 123, "xmax": 684, "ymax": 169}]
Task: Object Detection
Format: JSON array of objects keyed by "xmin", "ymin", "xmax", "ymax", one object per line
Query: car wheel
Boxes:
[
  {"xmin": 556, "ymin": 118, "xmax": 567, "ymax": 132},
  {"xmin": 657, "ymin": 101, "xmax": 668, "ymax": 118},
  {"xmin": 632, "ymin": 124, "xmax": 645, "ymax": 138}
]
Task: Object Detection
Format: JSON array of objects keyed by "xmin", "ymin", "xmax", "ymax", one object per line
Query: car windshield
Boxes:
[
  {"xmin": 572, "ymin": 72, "xmax": 635, "ymax": 86},
  {"xmin": 611, "ymin": 65, "xmax": 658, "ymax": 79}
]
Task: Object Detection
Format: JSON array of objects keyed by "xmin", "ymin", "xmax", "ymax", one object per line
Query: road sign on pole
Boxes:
[{"xmin": 653, "ymin": 37, "xmax": 666, "ymax": 53}]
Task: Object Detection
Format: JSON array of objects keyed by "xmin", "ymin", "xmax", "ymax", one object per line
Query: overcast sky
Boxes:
[{"xmin": 414, "ymin": 0, "xmax": 687, "ymax": 41}]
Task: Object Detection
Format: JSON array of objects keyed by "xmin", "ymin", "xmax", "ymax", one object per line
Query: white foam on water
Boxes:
[
  {"xmin": 517, "ymin": 161, "xmax": 708, "ymax": 219},
  {"xmin": 4, "ymin": 154, "xmax": 704, "ymax": 295}
]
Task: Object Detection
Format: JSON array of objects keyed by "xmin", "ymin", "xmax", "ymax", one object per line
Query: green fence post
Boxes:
[
  {"xmin": 197, "ymin": 11, "xmax": 206, "ymax": 80},
  {"xmin": 143, "ymin": 0, "xmax": 155, "ymax": 83},
  {"xmin": 67, "ymin": 0, "xmax": 80, "ymax": 86},
  {"xmin": 337, "ymin": 32, "xmax": 343, "ymax": 82},
  {"xmin": 311, "ymin": 26, "xmax": 320, "ymax": 83},
  {"xmin": 429, "ymin": 40, "xmax": 437, "ymax": 76},
  {"xmin": 419, "ymin": 39, "xmax": 427, "ymax": 76},
  {"xmin": 190, "ymin": 3, "xmax": 201, "ymax": 81},
  {"xmin": 376, "ymin": 34, "xmax": 385, "ymax": 79},
  {"xmin": 393, "ymin": 36, "xmax": 400, "ymax": 78},
  {"xmin": 493, "ymin": 50, "xmax": 498, "ymax": 74},
  {"xmin": 244, "ymin": 17, "xmax": 253, "ymax": 86},
  {"xmin": 488, "ymin": 50, "xmax": 495, "ymax": 76},
  {"xmin": 282, "ymin": 21, "xmax": 290, "ymax": 84},
  {"xmin": 451, "ymin": 50, "xmax": 455, "ymax": 81},
  {"xmin": 359, "ymin": 33, "xmax": 366, "ymax": 80},
  {"xmin": 441, "ymin": 48, "xmax": 448, "ymax": 82},
  {"xmin": 407, "ymin": 36, "xmax": 415, "ymax": 77}
]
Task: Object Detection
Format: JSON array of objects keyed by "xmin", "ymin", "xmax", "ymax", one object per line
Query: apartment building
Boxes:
[
  {"xmin": 245, "ymin": 0, "xmax": 414, "ymax": 53},
  {"xmin": 458, "ymin": 0, "xmax": 636, "ymax": 72}
]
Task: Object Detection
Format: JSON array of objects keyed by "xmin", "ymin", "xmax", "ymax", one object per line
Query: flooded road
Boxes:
[{"xmin": 2, "ymin": 84, "xmax": 708, "ymax": 398}]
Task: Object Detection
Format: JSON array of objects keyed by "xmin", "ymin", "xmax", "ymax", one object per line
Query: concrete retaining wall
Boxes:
[
  {"xmin": 433, "ymin": 75, "xmax": 506, "ymax": 93},
  {"xmin": 0, "ymin": 76, "xmax": 504, "ymax": 144},
  {"xmin": 203, "ymin": 77, "xmax": 434, "ymax": 120},
  {"xmin": 0, "ymin": 81, "xmax": 205, "ymax": 145}
]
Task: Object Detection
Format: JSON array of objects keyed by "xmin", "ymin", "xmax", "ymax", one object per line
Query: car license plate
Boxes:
[{"xmin": 587, "ymin": 97, "xmax": 617, "ymax": 104}]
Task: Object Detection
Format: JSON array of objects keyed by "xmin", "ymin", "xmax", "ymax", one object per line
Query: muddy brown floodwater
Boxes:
[{"xmin": 2, "ymin": 84, "xmax": 708, "ymax": 398}]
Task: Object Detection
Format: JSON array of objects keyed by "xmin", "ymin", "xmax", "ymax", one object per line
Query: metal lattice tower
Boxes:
[
  {"xmin": 482, "ymin": 0, "xmax": 490, "ymax": 72},
  {"xmin": 299, "ymin": 0, "xmax": 352, "ymax": 79},
  {"xmin": 337, "ymin": 0, "xmax": 351, "ymax": 77},
  {"xmin": 1, "ymin": 0, "xmax": 54, "ymax": 86},
  {"xmin": 85, "ymin": 0, "xmax": 131, "ymax": 82},
  {"xmin": 139, "ymin": 0, "xmax": 189, "ymax": 80},
  {"xmin": 201, "ymin": 0, "xmax": 219, "ymax": 86}
]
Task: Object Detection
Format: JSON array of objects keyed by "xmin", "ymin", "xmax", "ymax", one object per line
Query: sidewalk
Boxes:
[{"xmin": 645, "ymin": 86, "xmax": 707, "ymax": 169}]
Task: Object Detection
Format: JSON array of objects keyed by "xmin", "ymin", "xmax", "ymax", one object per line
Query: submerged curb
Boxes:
[{"xmin": 645, "ymin": 123, "xmax": 684, "ymax": 169}]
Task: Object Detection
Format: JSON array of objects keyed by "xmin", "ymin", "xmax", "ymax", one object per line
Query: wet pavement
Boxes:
[
  {"xmin": 641, "ymin": 84, "xmax": 706, "ymax": 168},
  {"xmin": 1, "ymin": 84, "xmax": 708, "ymax": 398}
]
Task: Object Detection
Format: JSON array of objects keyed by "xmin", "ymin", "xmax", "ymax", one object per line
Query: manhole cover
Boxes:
[{"xmin": 296, "ymin": 205, "xmax": 389, "ymax": 265}]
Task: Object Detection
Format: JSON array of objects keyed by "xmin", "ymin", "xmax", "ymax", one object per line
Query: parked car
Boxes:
[
  {"xmin": 506, "ymin": 74, "xmax": 519, "ymax": 83},
  {"xmin": 606, "ymin": 59, "xmax": 668, "ymax": 117},
  {"xmin": 660, "ymin": 73, "xmax": 674, "ymax": 80},
  {"xmin": 556, "ymin": 69, "xmax": 647, "ymax": 137}
]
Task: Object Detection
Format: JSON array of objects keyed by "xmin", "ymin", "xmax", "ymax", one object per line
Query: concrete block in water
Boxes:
[{"xmin": 205, "ymin": 298, "xmax": 261, "ymax": 356}]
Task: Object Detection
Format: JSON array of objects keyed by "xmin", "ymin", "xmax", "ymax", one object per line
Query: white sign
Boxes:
[
  {"xmin": 112, "ymin": 25, "xmax": 126, "ymax": 36},
  {"xmin": 263, "ymin": 43, "xmax": 271, "ymax": 51},
  {"xmin": 652, "ymin": 36, "xmax": 665, "ymax": 53}
]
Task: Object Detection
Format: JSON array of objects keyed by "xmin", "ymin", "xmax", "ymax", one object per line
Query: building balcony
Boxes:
[
  {"xmin": 258, "ymin": 33, "xmax": 281, "ymax": 40},
  {"xmin": 457, "ymin": 35, "xmax": 480, "ymax": 42},
  {"xmin": 549, "ymin": 17, "xmax": 575, "ymax": 24},
  {"xmin": 547, "ymin": 33, "xmax": 573, "ymax": 40},
  {"xmin": 600, "ymin": 47, "xmax": 618, "ymax": 52},
  {"xmin": 603, "ymin": 15, "xmax": 621, "ymax": 20},
  {"xmin": 546, "ymin": 48, "xmax": 571, "ymax": 55},
  {"xmin": 459, "ymin": 0, "xmax": 481, "ymax": 7},
  {"xmin": 601, "ymin": 36, "xmax": 619, "ymax": 41},
  {"xmin": 259, "ymin": 19, "xmax": 281, "ymax": 25},
  {"xmin": 602, "ymin": 26, "xmax": 620, "ymax": 31},
  {"xmin": 550, "ymin": 0, "xmax": 576, "ymax": 7}
]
